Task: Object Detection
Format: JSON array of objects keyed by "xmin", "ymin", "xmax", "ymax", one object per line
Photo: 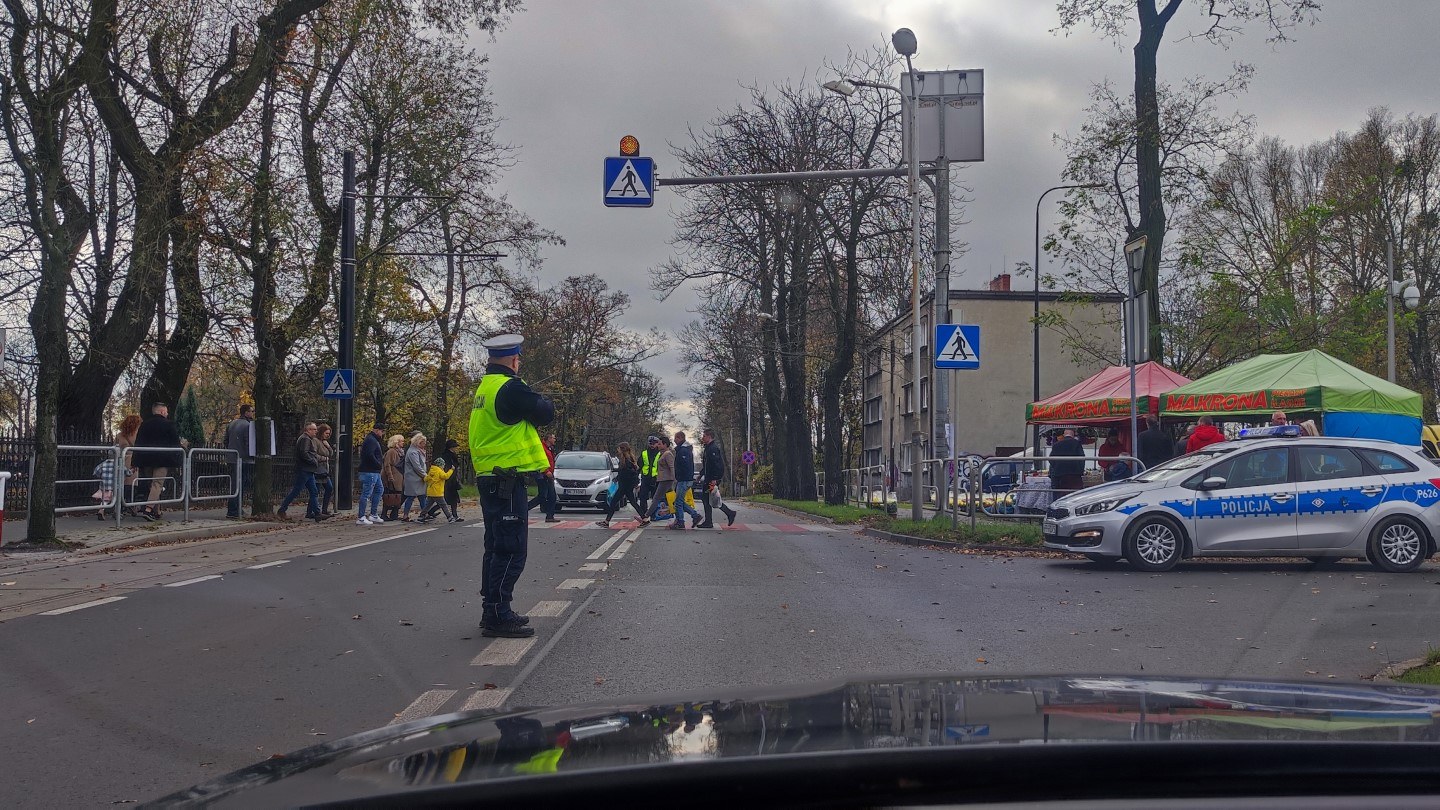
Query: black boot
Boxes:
[
  {"xmin": 723, "ymin": 506, "xmax": 737, "ymax": 526},
  {"xmin": 481, "ymin": 615, "xmax": 535, "ymax": 638}
]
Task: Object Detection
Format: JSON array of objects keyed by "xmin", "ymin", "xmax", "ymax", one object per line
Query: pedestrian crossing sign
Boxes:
[
  {"xmin": 603, "ymin": 156, "xmax": 655, "ymax": 207},
  {"xmin": 323, "ymin": 368, "xmax": 354, "ymax": 399},
  {"xmin": 934, "ymin": 324, "xmax": 980, "ymax": 370}
]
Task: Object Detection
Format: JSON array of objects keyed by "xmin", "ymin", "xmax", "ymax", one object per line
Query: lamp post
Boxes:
[
  {"xmin": 1385, "ymin": 237, "xmax": 1420, "ymax": 383},
  {"xmin": 723, "ymin": 377, "xmax": 751, "ymax": 494},
  {"xmin": 1124, "ymin": 234, "xmax": 1148, "ymax": 454},
  {"xmin": 1033, "ymin": 183, "xmax": 1105, "ymax": 466}
]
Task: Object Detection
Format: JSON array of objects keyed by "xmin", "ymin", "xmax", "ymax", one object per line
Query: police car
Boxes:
[{"xmin": 1042, "ymin": 425, "xmax": 1440, "ymax": 572}]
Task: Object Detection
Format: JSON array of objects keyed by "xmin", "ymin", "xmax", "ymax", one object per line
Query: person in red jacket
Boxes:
[{"xmin": 1186, "ymin": 415, "xmax": 1226, "ymax": 452}]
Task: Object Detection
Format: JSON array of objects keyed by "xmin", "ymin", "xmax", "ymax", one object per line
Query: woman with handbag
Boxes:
[
  {"xmin": 381, "ymin": 434, "xmax": 406, "ymax": 522},
  {"xmin": 598, "ymin": 442, "xmax": 647, "ymax": 528},
  {"xmin": 315, "ymin": 423, "xmax": 336, "ymax": 516},
  {"xmin": 115, "ymin": 414, "xmax": 141, "ymax": 517}
]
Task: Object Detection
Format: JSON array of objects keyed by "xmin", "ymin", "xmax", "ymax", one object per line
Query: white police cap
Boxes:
[{"xmin": 483, "ymin": 334, "xmax": 524, "ymax": 358}]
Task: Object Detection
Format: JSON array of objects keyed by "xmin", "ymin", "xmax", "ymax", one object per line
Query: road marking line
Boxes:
[
  {"xmin": 389, "ymin": 689, "xmax": 457, "ymax": 725},
  {"xmin": 40, "ymin": 596, "xmax": 126, "ymax": 615},
  {"xmin": 247, "ymin": 560, "xmax": 290, "ymax": 570},
  {"xmin": 747, "ymin": 524, "xmax": 778, "ymax": 532},
  {"xmin": 467, "ymin": 522, "xmax": 486, "ymax": 528},
  {"xmin": 801, "ymin": 524, "xmax": 836, "ymax": 533},
  {"xmin": 164, "ymin": 575, "xmax": 223, "ymax": 588},
  {"xmin": 578, "ymin": 562, "xmax": 607, "ymax": 571},
  {"xmin": 526, "ymin": 600, "xmax": 571, "ymax": 618},
  {"xmin": 462, "ymin": 688, "xmax": 512, "ymax": 712},
  {"xmin": 608, "ymin": 528, "xmax": 642, "ymax": 560},
  {"xmin": 586, "ymin": 529, "xmax": 628, "ymax": 560},
  {"xmin": 310, "ymin": 528, "xmax": 436, "ymax": 556},
  {"xmin": 557, "ymin": 578, "xmax": 594, "ymax": 590},
  {"xmin": 471, "ymin": 637, "xmax": 538, "ymax": 666}
]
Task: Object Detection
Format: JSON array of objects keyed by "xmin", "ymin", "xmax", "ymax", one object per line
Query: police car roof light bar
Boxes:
[{"xmin": 1237, "ymin": 425, "xmax": 1303, "ymax": 440}]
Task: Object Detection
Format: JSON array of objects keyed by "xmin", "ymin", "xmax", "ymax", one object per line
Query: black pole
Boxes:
[{"xmin": 338, "ymin": 150, "xmax": 356, "ymax": 511}]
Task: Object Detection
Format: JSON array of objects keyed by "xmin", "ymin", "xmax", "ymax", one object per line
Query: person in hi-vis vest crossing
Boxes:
[{"xmin": 469, "ymin": 334, "xmax": 555, "ymax": 638}]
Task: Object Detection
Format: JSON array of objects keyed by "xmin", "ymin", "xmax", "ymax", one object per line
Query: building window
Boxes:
[
  {"xmin": 901, "ymin": 383, "xmax": 913, "ymax": 415},
  {"xmin": 864, "ymin": 398, "xmax": 881, "ymax": 424},
  {"xmin": 920, "ymin": 377, "xmax": 929, "ymax": 412}
]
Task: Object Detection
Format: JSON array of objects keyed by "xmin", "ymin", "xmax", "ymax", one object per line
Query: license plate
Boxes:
[
  {"xmin": 564, "ymin": 488, "xmax": 588, "ymax": 496},
  {"xmin": 1043, "ymin": 519, "xmax": 1058, "ymax": 535}
]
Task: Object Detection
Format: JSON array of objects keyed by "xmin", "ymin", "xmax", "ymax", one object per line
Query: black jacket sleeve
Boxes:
[
  {"xmin": 495, "ymin": 377, "xmax": 555, "ymax": 428},
  {"xmin": 702, "ymin": 443, "xmax": 725, "ymax": 482}
]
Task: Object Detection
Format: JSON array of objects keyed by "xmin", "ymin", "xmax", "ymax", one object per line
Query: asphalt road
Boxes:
[{"xmin": 2, "ymin": 502, "xmax": 1438, "ymax": 806}]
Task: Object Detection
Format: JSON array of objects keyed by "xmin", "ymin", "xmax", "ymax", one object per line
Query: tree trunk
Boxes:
[
  {"xmin": 142, "ymin": 185, "xmax": 209, "ymax": 413},
  {"xmin": 1135, "ymin": 1, "xmax": 1170, "ymax": 361}
]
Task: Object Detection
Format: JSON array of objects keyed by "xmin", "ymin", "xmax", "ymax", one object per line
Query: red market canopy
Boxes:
[{"xmin": 1026, "ymin": 361, "xmax": 1193, "ymax": 425}]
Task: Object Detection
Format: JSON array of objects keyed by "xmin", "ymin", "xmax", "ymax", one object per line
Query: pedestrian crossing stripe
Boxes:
[
  {"xmin": 323, "ymin": 371, "xmax": 352, "ymax": 397},
  {"xmin": 605, "ymin": 159, "xmax": 651, "ymax": 199}
]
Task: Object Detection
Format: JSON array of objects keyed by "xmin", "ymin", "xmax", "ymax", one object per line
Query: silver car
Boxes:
[
  {"xmin": 552, "ymin": 451, "xmax": 617, "ymax": 512},
  {"xmin": 1042, "ymin": 433, "xmax": 1440, "ymax": 572}
]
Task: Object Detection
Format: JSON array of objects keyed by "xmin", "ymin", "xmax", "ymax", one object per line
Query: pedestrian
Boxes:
[
  {"xmin": 1048, "ymin": 429, "xmax": 1086, "ymax": 495},
  {"xmin": 526, "ymin": 433, "xmax": 558, "ymax": 522},
  {"xmin": 381, "ymin": 434, "xmax": 406, "ymax": 522},
  {"xmin": 469, "ymin": 334, "xmax": 555, "ymax": 639},
  {"xmin": 598, "ymin": 441, "xmax": 647, "ymax": 528},
  {"xmin": 438, "ymin": 438, "xmax": 464, "ymax": 521},
  {"xmin": 356, "ymin": 422, "xmax": 387, "ymax": 525},
  {"xmin": 1271, "ymin": 411, "xmax": 1289, "ymax": 427},
  {"xmin": 637, "ymin": 435, "xmax": 661, "ymax": 513},
  {"xmin": 1137, "ymin": 415, "xmax": 1174, "ymax": 471},
  {"xmin": 646, "ymin": 436, "xmax": 675, "ymax": 523},
  {"xmin": 224, "ymin": 404, "xmax": 255, "ymax": 518},
  {"xmin": 278, "ymin": 422, "xmax": 326, "ymax": 521},
  {"xmin": 1186, "ymin": 415, "xmax": 1226, "ymax": 452},
  {"xmin": 1096, "ymin": 427, "xmax": 1124, "ymax": 475},
  {"xmin": 1175, "ymin": 425, "xmax": 1195, "ymax": 458},
  {"xmin": 402, "ymin": 432, "xmax": 428, "ymax": 521},
  {"xmin": 669, "ymin": 431, "xmax": 702, "ymax": 530},
  {"xmin": 697, "ymin": 428, "xmax": 737, "ymax": 527},
  {"xmin": 132, "ymin": 402, "xmax": 183, "ymax": 521},
  {"xmin": 91, "ymin": 455, "xmax": 116, "ymax": 520},
  {"xmin": 314, "ymin": 423, "xmax": 336, "ymax": 516},
  {"xmin": 418, "ymin": 455, "xmax": 456, "ymax": 523},
  {"xmin": 1299, "ymin": 419, "xmax": 1320, "ymax": 437},
  {"xmin": 115, "ymin": 413, "xmax": 141, "ymax": 517}
]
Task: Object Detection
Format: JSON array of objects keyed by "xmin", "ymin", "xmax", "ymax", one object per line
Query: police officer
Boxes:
[
  {"xmin": 469, "ymin": 334, "xmax": 555, "ymax": 639},
  {"xmin": 637, "ymin": 435, "xmax": 661, "ymax": 513}
]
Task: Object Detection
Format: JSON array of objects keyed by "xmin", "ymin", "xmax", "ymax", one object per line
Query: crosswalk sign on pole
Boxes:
[
  {"xmin": 603, "ymin": 156, "xmax": 655, "ymax": 207},
  {"xmin": 323, "ymin": 368, "xmax": 354, "ymax": 399},
  {"xmin": 934, "ymin": 324, "xmax": 980, "ymax": 370}
]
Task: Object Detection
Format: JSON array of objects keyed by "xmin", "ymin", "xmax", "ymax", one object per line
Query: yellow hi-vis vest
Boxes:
[
  {"xmin": 468, "ymin": 373, "xmax": 549, "ymax": 475},
  {"xmin": 640, "ymin": 448, "xmax": 659, "ymax": 477}
]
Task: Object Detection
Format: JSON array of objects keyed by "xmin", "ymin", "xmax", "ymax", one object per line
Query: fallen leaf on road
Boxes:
[
  {"xmin": 399, "ymin": 620, "xmax": 414, "ymax": 626},
  {"xmin": 931, "ymin": 602, "xmax": 941, "ymax": 606},
  {"xmin": 483, "ymin": 683, "xmax": 498, "ymax": 690},
  {"xmin": 27, "ymin": 719, "xmax": 35, "ymax": 724},
  {"xmin": 874, "ymin": 565, "xmax": 887, "ymax": 569},
  {"xmin": 620, "ymin": 636, "xmax": 631, "ymax": 640},
  {"xmin": 446, "ymin": 588, "xmax": 455, "ymax": 592},
  {"xmin": 781, "ymin": 604, "xmax": 789, "ymax": 609},
  {"xmin": 1, "ymin": 582, "xmax": 15, "ymax": 586},
  {"xmin": 808, "ymin": 629, "xmax": 816, "ymax": 634},
  {"xmin": 775, "ymin": 574, "xmax": 784, "ymax": 578},
  {"xmin": 1207, "ymin": 600, "xmax": 1218, "ymax": 604},
  {"xmin": 309, "ymin": 732, "xmax": 327, "ymax": 736},
  {"xmin": 1306, "ymin": 670, "xmax": 1319, "ymax": 674},
  {"xmin": 594, "ymin": 677, "xmax": 606, "ymax": 685},
  {"xmin": 351, "ymin": 615, "xmax": 362, "ymax": 620},
  {"xmin": 976, "ymin": 658, "xmax": 987, "ymax": 664}
]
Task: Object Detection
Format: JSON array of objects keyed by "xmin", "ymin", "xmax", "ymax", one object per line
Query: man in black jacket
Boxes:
[
  {"xmin": 357, "ymin": 423, "xmax": 386, "ymax": 524},
  {"xmin": 1048, "ymin": 429, "xmax": 1086, "ymax": 495},
  {"xmin": 225, "ymin": 404, "xmax": 254, "ymax": 518},
  {"xmin": 697, "ymin": 428, "xmax": 737, "ymax": 528},
  {"xmin": 1137, "ymin": 416, "xmax": 1174, "ymax": 472},
  {"xmin": 132, "ymin": 402, "xmax": 183, "ymax": 521}
]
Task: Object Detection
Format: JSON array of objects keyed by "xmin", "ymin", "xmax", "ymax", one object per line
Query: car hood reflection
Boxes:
[{"xmin": 152, "ymin": 675, "xmax": 1440, "ymax": 807}]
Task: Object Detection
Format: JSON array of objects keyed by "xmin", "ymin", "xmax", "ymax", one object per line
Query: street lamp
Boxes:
[
  {"xmin": 823, "ymin": 28, "xmax": 921, "ymax": 518},
  {"xmin": 1385, "ymin": 237, "xmax": 1420, "ymax": 383},
  {"xmin": 1033, "ymin": 183, "xmax": 1105, "ymax": 467},
  {"xmin": 1124, "ymin": 234, "xmax": 1148, "ymax": 454},
  {"xmin": 724, "ymin": 377, "xmax": 751, "ymax": 494}
]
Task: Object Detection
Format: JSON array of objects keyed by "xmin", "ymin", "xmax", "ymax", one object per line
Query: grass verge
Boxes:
[
  {"xmin": 747, "ymin": 496, "xmax": 1043, "ymax": 547},
  {"xmin": 1396, "ymin": 647, "xmax": 1440, "ymax": 685}
]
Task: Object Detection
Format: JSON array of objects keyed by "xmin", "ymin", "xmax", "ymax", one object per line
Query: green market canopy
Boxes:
[
  {"xmin": 1026, "ymin": 361, "xmax": 1192, "ymax": 425},
  {"xmin": 1160, "ymin": 350, "xmax": 1424, "ymax": 444}
]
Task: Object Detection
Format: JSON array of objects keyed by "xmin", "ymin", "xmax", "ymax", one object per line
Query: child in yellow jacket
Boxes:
[{"xmin": 418, "ymin": 458, "xmax": 456, "ymax": 523}]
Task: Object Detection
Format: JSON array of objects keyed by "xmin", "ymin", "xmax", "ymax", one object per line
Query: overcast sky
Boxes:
[{"xmin": 479, "ymin": 0, "xmax": 1440, "ymax": 432}]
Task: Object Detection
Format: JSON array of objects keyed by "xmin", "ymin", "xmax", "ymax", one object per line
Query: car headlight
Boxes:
[
  {"xmin": 592, "ymin": 476, "xmax": 610, "ymax": 486},
  {"xmin": 1074, "ymin": 495, "xmax": 1134, "ymax": 516}
]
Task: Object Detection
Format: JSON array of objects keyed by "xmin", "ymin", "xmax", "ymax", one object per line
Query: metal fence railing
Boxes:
[
  {"xmin": 970, "ymin": 454, "xmax": 1144, "ymax": 523},
  {"xmin": 0, "ymin": 471, "xmax": 10, "ymax": 546},
  {"xmin": 54, "ymin": 444, "xmax": 124, "ymax": 526},
  {"xmin": 184, "ymin": 448, "xmax": 240, "ymax": 521}
]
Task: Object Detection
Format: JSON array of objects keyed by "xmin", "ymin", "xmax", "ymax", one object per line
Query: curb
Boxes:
[
  {"xmin": 1372, "ymin": 656, "xmax": 1430, "ymax": 683},
  {"xmin": 861, "ymin": 526, "xmax": 1047, "ymax": 554},
  {"xmin": 735, "ymin": 499, "xmax": 841, "ymax": 525},
  {"xmin": 83, "ymin": 520, "xmax": 295, "ymax": 554}
]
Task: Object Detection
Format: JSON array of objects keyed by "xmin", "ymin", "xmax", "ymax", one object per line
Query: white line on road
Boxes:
[
  {"xmin": 389, "ymin": 689, "xmax": 457, "ymax": 726},
  {"xmin": 247, "ymin": 560, "xmax": 290, "ymax": 570},
  {"xmin": 40, "ymin": 596, "xmax": 126, "ymax": 615},
  {"xmin": 586, "ymin": 529, "xmax": 629, "ymax": 560},
  {"xmin": 557, "ymin": 578, "xmax": 594, "ymax": 590},
  {"xmin": 163, "ymin": 575, "xmax": 223, "ymax": 588},
  {"xmin": 309, "ymin": 528, "xmax": 436, "ymax": 557},
  {"xmin": 462, "ymin": 688, "xmax": 512, "ymax": 712},
  {"xmin": 608, "ymin": 529, "xmax": 642, "ymax": 560},
  {"xmin": 467, "ymin": 522, "xmax": 485, "ymax": 528},
  {"xmin": 471, "ymin": 637, "xmax": 538, "ymax": 667},
  {"xmin": 801, "ymin": 524, "xmax": 837, "ymax": 532},
  {"xmin": 526, "ymin": 600, "xmax": 571, "ymax": 618},
  {"xmin": 578, "ymin": 562, "xmax": 607, "ymax": 572}
]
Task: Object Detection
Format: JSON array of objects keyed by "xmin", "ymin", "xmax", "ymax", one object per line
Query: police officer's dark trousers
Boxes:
[{"xmin": 480, "ymin": 475, "xmax": 529, "ymax": 622}]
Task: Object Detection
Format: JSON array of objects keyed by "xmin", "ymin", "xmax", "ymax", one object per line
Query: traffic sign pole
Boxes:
[{"xmin": 337, "ymin": 151, "xmax": 356, "ymax": 512}]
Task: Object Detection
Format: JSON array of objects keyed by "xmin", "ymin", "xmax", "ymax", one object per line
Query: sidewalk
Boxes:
[{"xmin": 1, "ymin": 504, "xmax": 293, "ymax": 558}]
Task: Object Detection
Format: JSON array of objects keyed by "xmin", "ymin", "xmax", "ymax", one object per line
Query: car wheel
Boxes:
[
  {"xmin": 1124, "ymin": 516, "xmax": 1183, "ymax": 572},
  {"xmin": 1083, "ymin": 553, "xmax": 1121, "ymax": 565},
  {"xmin": 1367, "ymin": 517, "xmax": 1428, "ymax": 573}
]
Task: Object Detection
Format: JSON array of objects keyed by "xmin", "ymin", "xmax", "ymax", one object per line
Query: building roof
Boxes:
[{"xmin": 870, "ymin": 288, "xmax": 1125, "ymax": 338}]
